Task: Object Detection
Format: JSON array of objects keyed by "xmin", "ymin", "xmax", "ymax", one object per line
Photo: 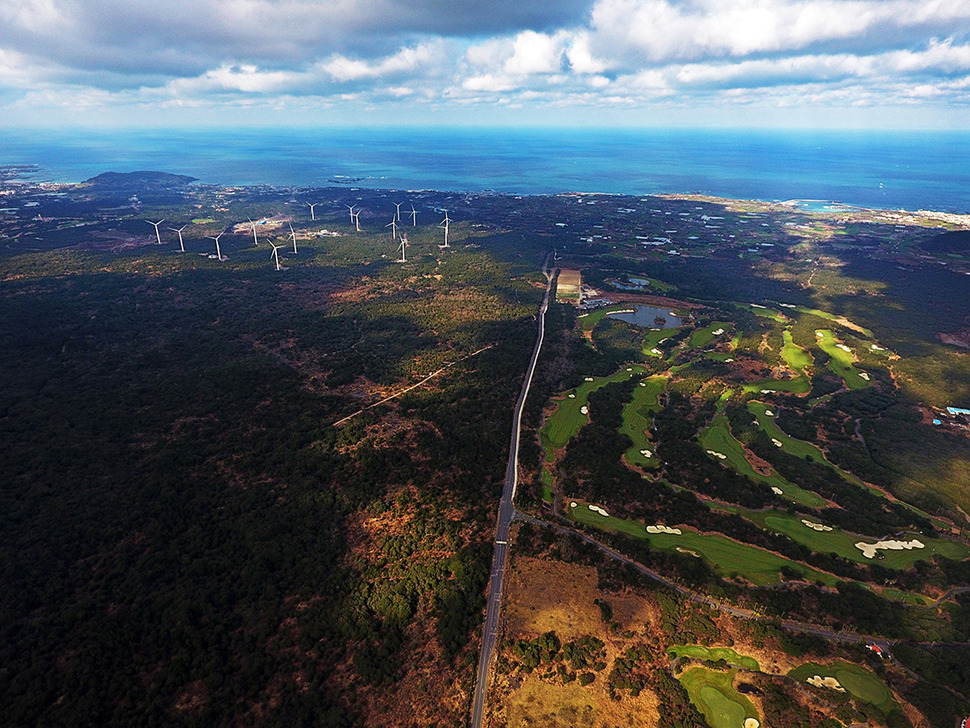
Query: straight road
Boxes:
[{"xmin": 469, "ymin": 253, "xmax": 554, "ymax": 728}]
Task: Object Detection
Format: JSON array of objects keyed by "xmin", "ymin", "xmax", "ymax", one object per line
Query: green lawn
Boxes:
[
  {"xmin": 698, "ymin": 414, "xmax": 826, "ymax": 508},
  {"xmin": 566, "ymin": 502, "xmax": 837, "ymax": 586},
  {"xmin": 668, "ymin": 645, "xmax": 760, "ymax": 671},
  {"xmin": 540, "ymin": 365, "xmax": 648, "ymax": 457},
  {"xmin": 789, "ymin": 661, "xmax": 894, "ymax": 711},
  {"xmin": 677, "ymin": 667, "xmax": 759, "ymax": 728},
  {"xmin": 737, "ymin": 303, "xmax": 787, "ymax": 322},
  {"xmin": 781, "ymin": 330, "xmax": 813, "ymax": 371},
  {"xmin": 788, "ymin": 306, "xmax": 874, "ymax": 338},
  {"xmin": 620, "ymin": 375, "xmax": 667, "ymax": 469},
  {"xmin": 690, "ymin": 322, "xmax": 734, "ymax": 349},
  {"xmin": 642, "ymin": 328, "xmax": 683, "ymax": 358},
  {"xmin": 814, "ymin": 329, "xmax": 872, "ymax": 390}
]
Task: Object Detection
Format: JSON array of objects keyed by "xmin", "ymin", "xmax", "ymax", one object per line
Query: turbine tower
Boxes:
[
  {"xmin": 307, "ymin": 202, "xmax": 318, "ymax": 221},
  {"xmin": 409, "ymin": 203, "xmax": 418, "ymax": 226},
  {"xmin": 397, "ymin": 233, "xmax": 407, "ymax": 263},
  {"xmin": 206, "ymin": 230, "xmax": 226, "ymax": 261},
  {"xmin": 438, "ymin": 211, "xmax": 450, "ymax": 248},
  {"xmin": 353, "ymin": 208, "xmax": 361, "ymax": 232},
  {"xmin": 386, "ymin": 217, "xmax": 398, "ymax": 241},
  {"xmin": 269, "ymin": 242, "xmax": 284, "ymax": 271},
  {"xmin": 169, "ymin": 224, "xmax": 187, "ymax": 253},
  {"xmin": 346, "ymin": 204, "xmax": 356, "ymax": 224},
  {"xmin": 288, "ymin": 222, "xmax": 298, "ymax": 254},
  {"xmin": 146, "ymin": 218, "xmax": 165, "ymax": 245},
  {"xmin": 393, "ymin": 201, "xmax": 402, "ymax": 222},
  {"xmin": 248, "ymin": 218, "xmax": 259, "ymax": 246}
]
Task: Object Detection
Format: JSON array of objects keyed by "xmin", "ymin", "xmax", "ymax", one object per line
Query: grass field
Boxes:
[
  {"xmin": 668, "ymin": 645, "xmax": 760, "ymax": 671},
  {"xmin": 540, "ymin": 365, "xmax": 648, "ymax": 457},
  {"xmin": 788, "ymin": 306, "xmax": 873, "ymax": 338},
  {"xmin": 814, "ymin": 329, "xmax": 871, "ymax": 390},
  {"xmin": 737, "ymin": 303, "xmax": 787, "ymax": 322},
  {"xmin": 620, "ymin": 375, "xmax": 667, "ymax": 469},
  {"xmin": 677, "ymin": 667, "xmax": 759, "ymax": 728},
  {"xmin": 747, "ymin": 401, "xmax": 861, "ymax": 488},
  {"xmin": 748, "ymin": 510, "xmax": 970, "ymax": 567},
  {"xmin": 578, "ymin": 304, "xmax": 626, "ymax": 333},
  {"xmin": 690, "ymin": 322, "xmax": 734, "ymax": 349},
  {"xmin": 741, "ymin": 374, "xmax": 811, "ymax": 394},
  {"xmin": 567, "ymin": 502, "xmax": 837, "ymax": 586},
  {"xmin": 789, "ymin": 661, "xmax": 895, "ymax": 711},
  {"xmin": 781, "ymin": 330, "xmax": 813, "ymax": 371},
  {"xmin": 642, "ymin": 327, "xmax": 682, "ymax": 358},
  {"xmin": 698, "ymin": 414, "xmax": 826, "ymax": 507}
]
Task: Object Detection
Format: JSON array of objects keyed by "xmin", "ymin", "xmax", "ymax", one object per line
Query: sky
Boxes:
[{"xmin": 1, "ymin": 0, "xmax": 969, "ymax": 129}]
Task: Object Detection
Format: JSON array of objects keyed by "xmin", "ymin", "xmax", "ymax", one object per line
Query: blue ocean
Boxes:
[{"xmin": 3, "ymin": 127, "xmax": 969, "ymax": 213}]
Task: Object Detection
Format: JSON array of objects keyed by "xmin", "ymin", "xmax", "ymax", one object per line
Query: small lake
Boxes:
[{"xmin": 607, "ymin": 305, "xmax": 684, "ymax": 328}]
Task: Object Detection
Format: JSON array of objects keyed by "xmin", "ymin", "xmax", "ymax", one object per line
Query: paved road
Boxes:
[{"xmin": 469, "ymin": 253, "xmax": 554, "ymax": 728}]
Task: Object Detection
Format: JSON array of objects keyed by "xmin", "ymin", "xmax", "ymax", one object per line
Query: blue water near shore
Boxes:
[{"xmin": 3, "ymin": 127, "xmax": 969, "ymax": 213}]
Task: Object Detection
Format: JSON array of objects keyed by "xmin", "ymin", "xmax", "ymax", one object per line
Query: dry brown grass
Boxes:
[{"xmin": 504, "ymin": 557, "xmax": 601, "ymax": 640}]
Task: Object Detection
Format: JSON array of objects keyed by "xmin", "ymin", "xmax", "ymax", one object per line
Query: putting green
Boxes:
[
  {"xmin": 698, "ymin": 414, "xmax": 825, "ymax": 508},
  {"xmin": 678, "ymin": 667, "xmax": 759, "ymax": 728},
  {"xmin": 668, "ymin": 645, "xmax": 760, "ymax": 671},
  {"xmin": 790, "ymin": 661, "xmax": 893, "ymax": 710},
  {"xmin": 642, "ymin": 328, "xmax": 682, "ymax": 358},
  {"xmin": 621, "ymin": 375, "xmax": 667, "ymax": 469},
  {"xmin": 540, "ymin": 365, "xmax": 648, "ymax": 457},
  {"xmin": 814, "ymin": 330, "xmax": 871, "ymax": 389}
]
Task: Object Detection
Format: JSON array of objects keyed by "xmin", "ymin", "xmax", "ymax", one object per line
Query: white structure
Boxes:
[
  {"xmin": 146, "ymin": 218, "xmax": 165, "ymax": 244},
  {"xmin": 307, "ymin": 202, "xmax": 318, "ymax": 221},
  {"xmin": 288, "ymin": 222, "xmax": 298, "ymax": 254},
  {"xmin": 397, "ymin": 233, "xmax": 407, "ymax": 263},
  {"xmin": 394, "ymin": 201, "xmax": 402, "ymax": 222},
  {"xmin": 169, "ymin": 224, "xmax": 187, "ymax": 253},
  {"xmin": 438, "ymin": 211, "xmax": 450, "ymax": 248},
  {"xmin": 247, "ymin": 218, "xmax": 259, "ymax": 246},
  {"xmin": 352, "ymin": 208, "xmax": 361, "ymax": 232},
  {"xmin": 386, "ymin": 217, "xmax": 398, "ymax": 241},
  {"xmin": 409, "ymin": 203, "xmax": 418, "ymax": 226},
  {"xmin": 269, "ymin": 242, "xmax": 284, "ymax": 271},
  {"xmin": 206, "ymin": 230, "xmax": 226, "ymax": 261},
  {"xmin": 346, "ymin": 204, "xmax": 356, "ymax": 224}
]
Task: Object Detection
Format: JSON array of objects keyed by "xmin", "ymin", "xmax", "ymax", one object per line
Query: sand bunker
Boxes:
[
  {"xmin": 646, "ymin": 525, "xmax": 682, "ymax": 534},
  {"xmin": 856, "ymin": 538, "xmax": 924, "ymax": 559},
  {"xmin": 706, "ymin": 450, "xmax": 728, "ymax": 460},
  {"xmin": 725, "ymin": 358, "xmax": 734, "ymax": 362},
  {"xmin": 588, "ymin": 504, "xmax": 610, "ymax": 517},
  {"xmin": 751, "ymin": 304, "xmax": 766, "ymax": 309},
  {"xmin": 764, "ymin": 409, "xmax": 774, "ymax": 416},
  {"xmin": 640, "ymin": 449, "xmax": 653, "ymax": 458},
  {"xmin": 837, "ymin": 344, "xmax": 852, "ymax": 352},
  {"xmin": 676, "ymin": 547, "xmax": 701, "ymax": 557},
  {"xmin": 570, "ymin": 502, "xmax": 577, "ymax": 508},
  {"xmin": 772, "ymin": 438, "xmax": 783, "ymax": 447},
  {"xmin": 712, "ymin": 328, "xmax": 725, "ymax": 335},
  {"xmin": 816, "ymin": 332, "xmax": 824, "ymax": 338},
  {"xmin": 859, "ymin": 372, "xmax": 870, "ymax": 380},
  {"xmin": 744, "ymin": 719, "xmax": 760, "ymax": 728},
  {"xmin": 807, "ymin": 675, "xmax": 845, "ymax": 692},
  {"xmin": 580, "ymin": 405, "xmax": 589, "ymax": 415},
  {"xmin": 584, "ymin": 376, "xmax": 594, "ymax": 381},
  {"xmin": 760, "ymin": 389, "xmax": 773, "ymax": 394},
  {"xmin": 568, "ymin": 393, "xmax": 576, "ymax": 398},
  {"xmin": 771, "ymin": 487, "xmax": 784, "ymax": 495},
  {"xmin": 801, "ymin": 519, "xmax": 833, "ymax": 532}
]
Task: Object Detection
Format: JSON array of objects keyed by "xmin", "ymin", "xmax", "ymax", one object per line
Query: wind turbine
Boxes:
[
  {"xmin": 269, "ymin": 242, "xmax": 284, "ymax": 271},
  {"xmin": 146, "ymin": 218, "xmax": 165, "ymax": 245},
  {"xmin": 205, "ymin": 230, "xmax": 226, "ymax": 261},
  {"xmin": 438, "ymin": 211, "xmax": 450, "ymax": 248},
  {"xmin": 397, "ymin": 233, "xmax": 407, "ymax": 263},
  {"xmin": 353, "ymin": 208, "xmax": 362, "ymax": 232},
  {"xmin": 288, "ymin": 222, "xmax": 298, "ymax": 254},
  {"xmin": 307, "ymin": 202, "xmax": 318, "ymax": 221},
  {"xmin": 409, "ymin": 203, "xmax": 418, "ymax": 226},
  {"xmin": 247, "ymin": 218, "xmax": 259, "ymax": 246},
  {"xmin": 393, "ymin": 201, "xmax": 403, "ymax": 222},
  {"xmin": 346, "ymin": 204, "xmax": 356, "ymax": 223},
  {"xmin": 386, "ymin": 217, "xmax": 398, "ymax": 241},
  {"xmin": 169, "ymin": 224, "xmax": 187, "ymax": 253}
]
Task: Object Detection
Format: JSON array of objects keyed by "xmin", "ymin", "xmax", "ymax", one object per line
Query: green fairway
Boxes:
[
  {"xmin": 741, "ymin": 374, "xmax": 811, "ymax": 394},
  {"xmin": 814, "ymin": 329, "xmax": 872, "ymax": 389},
  {"xmin": 747, "ymin": 401, "xmax": 861, "ymax": 489},
  {"xmin": 737, "ymin": 302, "xmax": 787, "ymax": 322},
  {"xmin": 567, "ymin": 502, "xmax": 837, "ymax": 586},
  {"xmin": 781, "ymin": 330, "xmax": 813, "ymax": 371},
  {"xmin": 787, "ymin": 305, "xmax": 873, "ymax": 338},
  {"xmin": 621, "ymin": 375, "xmax": 667, "ymax": 469},
  {"xmin": 789, "ymin": 661, "xmax": 894, "ymax": 711},
  {"xmin": 698, "ymin": 414, "xmax": 826, "ymax": 508},
  {"xmin": 750, "ymin": 511, "xmax": 970, "ymax": 567},
  {"xmin": 668, "ymin": 645, "xmax": 760, "ymax": 671},
  {"xmin": 540, "ymin": 365, "xmax": 648, "ymax": 457},
  {"xmin": 690, "ymin": 321, "xmax": 734, "ymax": 348},
  {"xmin": 677, "ymin": 667, "xmax": 759, "ymax": 728},
  {"xmin": 642, "ymin": 327, "xmax": 683, "ymax": 358}
]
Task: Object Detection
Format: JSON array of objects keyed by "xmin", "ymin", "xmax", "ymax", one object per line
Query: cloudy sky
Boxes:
[{"xmin": 2, "ymin": 0, "xmax": 969, "ymax": 128}]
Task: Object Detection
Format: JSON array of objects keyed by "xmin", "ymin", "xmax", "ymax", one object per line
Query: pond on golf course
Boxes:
[{"xmin": 607, "ymin": 305, "xmax": 684, "ymax": 328}]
